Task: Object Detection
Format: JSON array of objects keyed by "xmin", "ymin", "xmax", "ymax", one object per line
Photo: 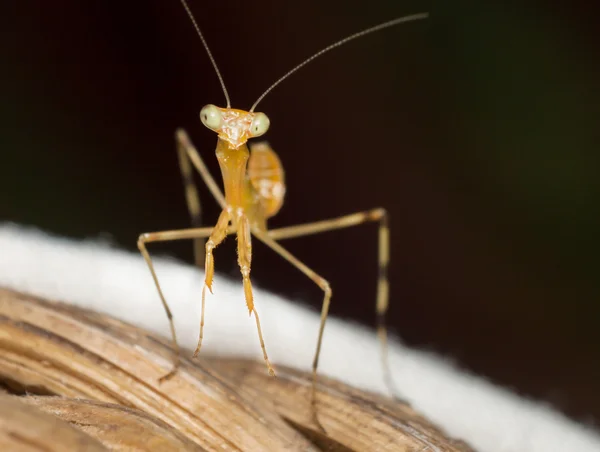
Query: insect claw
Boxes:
[{"xmin": 158, "ymin": 365, "xmax": 178, "ymax": 383}]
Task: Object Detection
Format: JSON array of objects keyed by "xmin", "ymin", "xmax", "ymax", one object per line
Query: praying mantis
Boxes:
[{"xmin": 137, "ymin": 0, "xmax": 428, "ymax": 414}]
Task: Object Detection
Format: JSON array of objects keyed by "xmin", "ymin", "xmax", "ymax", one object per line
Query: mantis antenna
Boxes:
[
  {"xmin": 180, "ymin": 0, "xmax": 231, "ymax": 108},
  {"xmin": 250, "ymin": 12, "xmax": 429, "ymax": 112}
]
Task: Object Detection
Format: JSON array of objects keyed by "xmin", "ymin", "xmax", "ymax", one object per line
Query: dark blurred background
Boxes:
[{"xmin": 1, "ymin": 0, "xmax": 599, "ymax": 425}]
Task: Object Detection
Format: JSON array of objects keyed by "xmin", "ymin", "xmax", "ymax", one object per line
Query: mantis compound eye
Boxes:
[
  {"xmin": 249, "ymin": 112, "xmax": 270, "ymax": 137},
  {"xmin": 200, "ymin": 104, "xmax": 223, "ymax": 130}
]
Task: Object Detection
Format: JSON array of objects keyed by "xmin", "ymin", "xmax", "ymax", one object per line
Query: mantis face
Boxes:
[{"xmin": 200, "ymin": 104, "xmax": 270, "ymax": 149}]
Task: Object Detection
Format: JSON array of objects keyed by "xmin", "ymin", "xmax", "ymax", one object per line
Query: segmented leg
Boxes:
[
  {"xmin": 236, "ymin": 213, "xmax": 275, "ymax": 376},
  {"xmin": 138, "ymin": 226, "xmax": 217, "ymax": 381},
  {"xmin": 176, "ymin": 129, "xmax": 226, "ymax": 208},
  {"xmin": 176, "ymin": 128, "xmax": 226, "ymax": 267},
  {"xmin": 193, "ymin": 208, "xmax": 231, "ymax": 357},
  {"xmin": 250, "ymin": 229, "xmax": 331, "ymax": 429},
  {"xmin": 267, "ymin": 208, "xmax": 397, "ymax": 396}
]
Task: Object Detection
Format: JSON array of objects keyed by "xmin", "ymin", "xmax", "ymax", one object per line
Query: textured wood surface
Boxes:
[{"xmin": 0, "ymin": 288, "xmax": 475, "ymax": 451}]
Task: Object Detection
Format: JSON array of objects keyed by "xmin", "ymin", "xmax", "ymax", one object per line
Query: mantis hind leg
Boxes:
[
  {"xmin": 176, "ymin": 128, "xmax": 226, "ymax": 268},
  {"xmin": 266, "ymin": 208, "xmax": 398, "ymax": 397}
]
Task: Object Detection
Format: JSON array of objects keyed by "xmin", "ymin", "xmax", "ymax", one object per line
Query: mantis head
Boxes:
[{"xmin": 200, "ymin": 105, "xmax": 270, "ymax": 149}]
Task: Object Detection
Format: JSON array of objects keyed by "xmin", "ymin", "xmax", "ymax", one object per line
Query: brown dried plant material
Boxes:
[
  {"xmin": 0, "ymin": 288, "xmax": 475, "ymax": 451},
  {"xmin": 15, "ymin": 396, "xmax": 205, "ymax": 451},
  {"xmin": 0, "ymin": 394, "xmax": 107, "ymax": 451},
  {"xmin": 211, "ymin": 359, "xmax": 475, "ymax": 452}
]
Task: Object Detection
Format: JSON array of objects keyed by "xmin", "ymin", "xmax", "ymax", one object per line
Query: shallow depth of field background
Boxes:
[{"xmin": 1, "ymin": 1, "xmax": 599, "ymax": 424}]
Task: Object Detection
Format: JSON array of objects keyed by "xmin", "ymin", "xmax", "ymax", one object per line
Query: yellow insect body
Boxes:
[{"xmin": 136, "ymin": 0, "xmax": 428, "ymax": 429}]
